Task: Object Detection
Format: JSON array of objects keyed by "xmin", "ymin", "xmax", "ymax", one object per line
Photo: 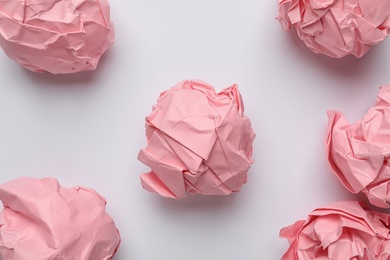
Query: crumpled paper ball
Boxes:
[
  {"xmin": 138, "ymin": 80, "xmax": 256, "ymax": 199},
  {"xmin": 277, "ymin": 0, "xmax": 390, "ymax": 58},
  {"xmin": 326, "ymin": 86, "xmax": 390, "ymax": 208},
  {"xmin": 280, "ymin": 201, "xmax": 390, "ymax": 259},
  {"xmin": 0, "ymin": 177, "xmax": 121, "ymax": 259},
  {"xmin": 0, "ymin": 0, "xmax": 114, "ymax": 74}
]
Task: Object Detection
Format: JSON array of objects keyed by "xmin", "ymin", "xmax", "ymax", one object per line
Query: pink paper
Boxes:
[
  {"xmin": 326, "ymin": 86, "xmax": 390, "ymax": 208},
  {"xmin": 0, "ymin": 0, "xmax": 114, "ymax": 74},
  {"xmin": 0, "ymin": 177, "xmax": 121, "ymax": 259},
  {"xmin": 138, "ymin": 80, "xmax": 256, "ymax": 199},
  {"xmin": 277, "ymin": 0, "xmax": 390, "ymax": 58},
  {"xmin": 280, "ymin": 201, "xmax": 390, "ymax": 259}
]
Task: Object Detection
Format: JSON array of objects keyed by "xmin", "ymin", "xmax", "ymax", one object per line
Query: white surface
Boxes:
[{"xmin": 1, "ymin": 1, "xmax": 390, "ymax": 259}]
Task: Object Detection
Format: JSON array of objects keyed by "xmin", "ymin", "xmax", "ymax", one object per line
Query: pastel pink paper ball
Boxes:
[
  {"xmin": 277, "ymin": 0, "xmax": 390, "ymax": 58},
  {"xmin": 0, "ymin": 0, "xmax": 114, "ymax": 74},
  {"xmin": 138, "ymin": 80, "xmax": 256, "ymax": 199},
  {"xmin": 326, "ymin": 86, "xmax": 390, "ymax": 208},
  {"xmin": 0, "ymin": 177, "xmax": 121, "ymax": 259},
  {"xmin": 280, "ymin": 201, "xmax": 390, "ymax": 259}
]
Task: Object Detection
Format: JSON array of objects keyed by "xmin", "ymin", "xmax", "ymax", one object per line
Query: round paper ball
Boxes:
[
  {"xmin": 326, "ymin": 86, "xmax": 390, "ymax": 208},
  {"xmin": 0, "ymin": 0, "xmax": 114, "ymax": 74},
  {"xmin": 138, "ymin": 80, "xmax": 256, "ymax": 199},
  {"xmin": 277, "ymin": 0, "xmax": 390, "ymax": 58},
  {"xmin": 0, "ymin": 177, "xmax": 121, "ymax": 259},
  {"xmin": 280, "ymin": 201, "xmax": 390, "ymax": 259}
]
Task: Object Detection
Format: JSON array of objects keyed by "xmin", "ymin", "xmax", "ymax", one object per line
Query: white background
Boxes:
[{"xmin": 1, "ymin": 0, "xmax": 390, "ymax": 259}]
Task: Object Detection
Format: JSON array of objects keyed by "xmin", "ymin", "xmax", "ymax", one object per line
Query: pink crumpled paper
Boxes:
[
  {"xmin": 0, "ymin": 177, "xmax": 121, "ymax": 259},
  {"xmin": 280, "ymin": 201, "xmax": 390, "ymax": 259},
  {"xmin": 138, "ymin": 80, "xmax": 256, "ymax": 199},
  {"xmin": 277, "ymin": 0, "xmax": 390, "ymax": 58},
  {"xmin": 0, "ymin": 0, "xmax": 114, "ymax": 74},
  {"xmin": 326, "ymin": 86, "xmax": 390, "ymax": 208}
]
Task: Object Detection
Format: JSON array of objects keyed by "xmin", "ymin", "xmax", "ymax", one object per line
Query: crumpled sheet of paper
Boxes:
[
  {"xmin": 0, "ymin": 0, "xmax": 114, "ymax": 74},
  {"xmin": 0, "ymin": 177, "xmax": 121, "ymax": 259},
  {"xmin": 138, "ymin": 80, "xmax": 256, "ymax": 199},
  {"xmin": 326, "ymin": 86, "xmax": 390, "ymax": 208},
  {"xmin": 277, "ymin": 0, "xmax": 390, "ymax": 58},
  {"xmin": 280, "ymin": 201, "xmax": 390, "ymax": 259}
]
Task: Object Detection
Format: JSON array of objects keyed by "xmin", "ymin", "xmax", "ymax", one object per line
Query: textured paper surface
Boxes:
[
  {"xmin": 138, "ymin": 80, "xmax": 255, "ymax": 199},
  {"xmin": 326, "ymin": 86, "xmax": 390, "ymax": 208},
  {"xmin": 0, "ymin": 177, "xmax": 121, "ymax": 259},
  {"xmin": 277, "ymin": 0, "xmax": 390, "ymax": 58},
  {"xmin": 280, "ymin": 201, "xmax": 390, "ymax": 259},
  {"xmin": 0, "ymin": 0, "xmax": 114, "ymax": 74}
]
